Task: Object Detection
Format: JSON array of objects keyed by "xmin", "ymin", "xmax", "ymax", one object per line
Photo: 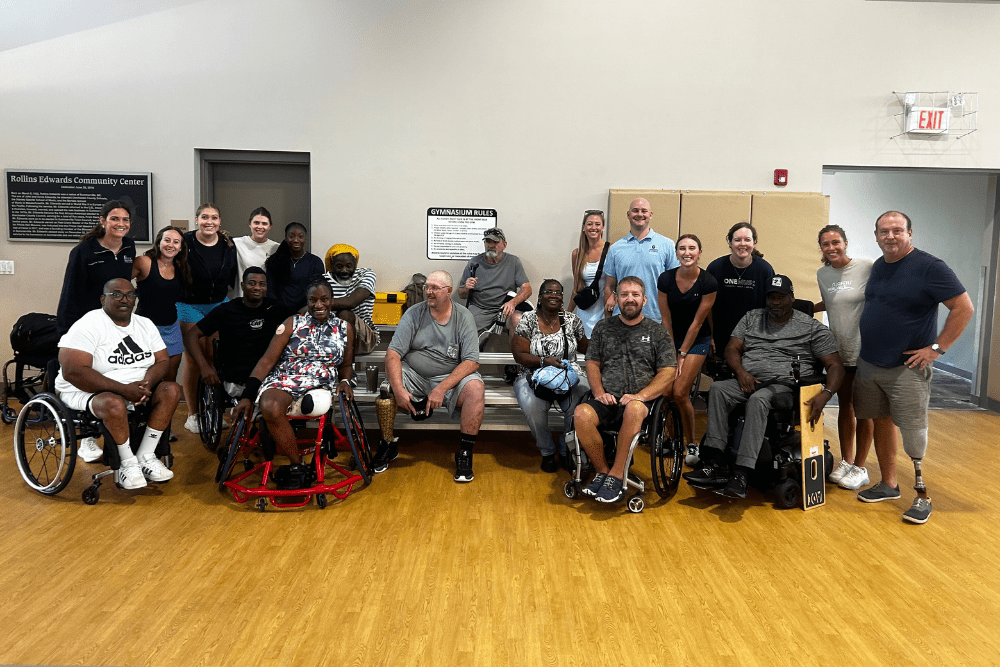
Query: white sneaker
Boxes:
[
  {"xmin": 827, "ymin": 459, "xmax": 852, "ymax": 484},
  {"xmin": 139, "ymin": 455, "xmax": 174, "ymax": 483},
  {"xmin": 684, "ymin": 444, "xmax": 700, "ymax": 467},
  {"xmin": 839, "ymin": 465, "xmax": 870, "ymax": 490},
  {"xmin": 184, "ymin": 414, "xmax": 200, "ymax": 434},
  {"xmin": 116, "ymin": 456, "xmax": 148, "ymax": 490},
  {"xmin": 77, "ymin": 436, "xmax": 103, "ymax": 463}
]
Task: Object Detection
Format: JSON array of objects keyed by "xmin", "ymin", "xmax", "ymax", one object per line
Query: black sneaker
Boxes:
[
  {"xmin": 454, "ymin": 450, "xmax": 474, "ymax": 483},
  {"xmin": 683, "ymin": 462, "xmax": 730, "ymax": 487},
  {"xmin": 503, "ymin": 365, "xmax": 518, "ymax": 385},
  {"xmin": 717, "ymin": 469, "xmax": 748, "ymax": 499},
  {"xmin": 372, "ymin": 439, "xmax": 398, "ymax": 474},
  {"xmin": 540, "ymin": 454, "xmax": 558, "ymax": 473},
  {"xmin": 902, "ymin": 496, "xmax": 932, "ymax": 524},
  {"xmin": 857, "ymin": 481, "xmax": 901, "ymax": 503},
  {"xmin": 595, "ymin": 475, "xmax": 625, "ymax": 503},
  {"xmin": 581, "ymin": 472, "xmax": 607, "ymax": 497}
]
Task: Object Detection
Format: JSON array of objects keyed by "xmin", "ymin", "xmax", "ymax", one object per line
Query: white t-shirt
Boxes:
[
  {"xmin": 55, "ymin": 309, "xmax": 167, "ymax": 394},
  {"xmin": 233, "ymin": 235, "xmax": 279, "ymax": 297},
  {"xmin": 816, "ymin": 257, "xmax": 874, "ymax": 366}
]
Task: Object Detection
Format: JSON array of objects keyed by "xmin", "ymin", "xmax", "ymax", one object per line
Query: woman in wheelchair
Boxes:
[{"xmin": 234, "ymin": 280, "xmax": 355, "ymax": 490}]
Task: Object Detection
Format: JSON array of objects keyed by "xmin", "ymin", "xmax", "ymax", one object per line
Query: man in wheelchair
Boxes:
[
  {"xmin": 54, "ymin": 278, "xmax": 181, "ymax": 489},
  {"xmin": 684, "ymin": 275, "xmax": 844, "ymax": 499},
  {"xmin": 574, "ymin": 276, "xmax": 676, "ymax": 503}
]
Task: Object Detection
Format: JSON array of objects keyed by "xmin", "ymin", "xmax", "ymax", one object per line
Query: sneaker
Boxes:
[
  {"xmin": 77, "ymin": 436, "xmax": 103, "ymax": 463},
  {"xmin": 838, "ymin": 465, "xmax": 870, "ymax": 490},
  {"xmin": 717, "ymin": 469, "xmax": 748, "ymax": 499},
  {"xmin": 454, "ymin": 450, "xmax": 474, "ymax": 483},
  {"xmin": 903, "ymin": 496, "xmax": 933, "ymax": 524},
  {"xmin": 184, "ymin": 414, "xmax": 200, "ymax": 434},
  {"xmin": 372, "ymin": 439, "xmax": 399, "ymax": 474},
  {"xmin": 540, "ymin": 454, "xmax": 558, "ymax": 473},
  {"xmin": 139, "ymin": 455, "xmax": 174, "ymax": 483},
  {"xmin": 581, "ymin": 472, "xmax": 607, "ymax": 497},
  {"xmin": 827, "ymin": 459, "xmax": 852, "ymax": 484},
  {"xmin": 857, "ymin": 481, "xmax": 901, "ymax": 503},
  {"xmin": 684, "ymin": 443, "xmax": 700, "ymax": 467},
  {"xmin": 683, "ymin": 462, "xmax": 729, "ymax": 487},
  {"xmin": 116, "ymin": 456, "xmax": 147, "ymax": 490},
  {"xmin": 594, "ymin": 475, "xmax": 625, "ymax": 503}
]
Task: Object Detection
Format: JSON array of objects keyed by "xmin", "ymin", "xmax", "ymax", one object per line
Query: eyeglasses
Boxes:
[
  {"xmin": 540, "ymin": 290, "xmax": 563, "ymax": 296},
  {"xmin": 104, "ymin": 290, "xmax": 138, "ymax": 301},
  {"xmin": 424, "ymin": 285, "xmax": 449, "ymax": 292}
]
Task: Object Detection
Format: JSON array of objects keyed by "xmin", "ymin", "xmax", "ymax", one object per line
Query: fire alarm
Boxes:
[{"xmin": 774, "ymin": 169, "xmax": 788, "ymax": 187}]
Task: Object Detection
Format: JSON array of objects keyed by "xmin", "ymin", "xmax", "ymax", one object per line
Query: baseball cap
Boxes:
[
  {"xmin": 483, "ymin": 228, "xmax": 505, "ymax": 242},
  {"xmin": 766, "ymin": 274, "xmax": 794, "ymax": 295}
]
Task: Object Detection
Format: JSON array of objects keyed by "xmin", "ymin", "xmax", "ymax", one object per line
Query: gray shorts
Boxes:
[
  {"xmin": 400, "ymin": 362, "xmax": 483, "ymax": 419},
  {"xmin": 854, "ymin": 357, "xmax": 931, "ymax": 429}
]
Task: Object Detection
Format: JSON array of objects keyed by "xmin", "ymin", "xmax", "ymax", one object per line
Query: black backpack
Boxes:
[{"xmin": 10, "ymin": 313, "xmax": 59, "ymax": 356}]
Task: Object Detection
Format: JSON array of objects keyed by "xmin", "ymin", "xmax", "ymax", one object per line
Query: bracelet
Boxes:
[
  {"xmin": 240, "ymin": 377, "xmax": 262, "ymax": 401},
  {"xmin": 821, "ymin": 387, "xmax": 834, "ymax": 397}
]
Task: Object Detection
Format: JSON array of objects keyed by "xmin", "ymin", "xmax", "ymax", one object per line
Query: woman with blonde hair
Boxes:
[{"xmin": 568, "ymin": 210, "xmax": 609, "ymax": 337}]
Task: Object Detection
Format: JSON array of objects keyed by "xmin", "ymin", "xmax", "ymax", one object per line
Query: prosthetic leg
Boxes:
[
  {"xmin": 373, "ymin": 381, "xmax": 399, "ymax": 473},
  {"xmin": 901, "ymin": 427, "xmax": 932, "ymax": 524}
]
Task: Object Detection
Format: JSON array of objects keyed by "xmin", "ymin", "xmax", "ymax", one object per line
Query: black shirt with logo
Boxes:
[{"xmin": 196, "ymin": 299, "xmax": 290, "ymax": 383}]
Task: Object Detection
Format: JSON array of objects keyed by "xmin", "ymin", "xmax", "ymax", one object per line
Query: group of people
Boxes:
[{"xmin": 50, "ymin": 197, "xmax": 973, "ymax": 522}]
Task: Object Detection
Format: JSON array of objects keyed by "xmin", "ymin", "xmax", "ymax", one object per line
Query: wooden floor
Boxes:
[{"xmin": 2, "ymin": 407, "xmax": 999, "ymax": 667}]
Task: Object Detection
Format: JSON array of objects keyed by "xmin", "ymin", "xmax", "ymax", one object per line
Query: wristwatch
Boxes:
[
  {"xmin": 678, "ymin": 351, "xmax": 688, "ymax": 358},
  {"xmin": 821, "ymin": 386, "xmax": 834, "ymax": 397},
  {"xmin": 931, "ymin": 343, "xmax": 945, "ymax": 355}
]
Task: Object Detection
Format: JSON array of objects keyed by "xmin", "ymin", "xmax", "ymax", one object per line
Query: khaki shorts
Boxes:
[
  {"xmin": 854, "ymin": 357, "xmax": 931, "ymax": 430},
  {"xmin": 355, "ymin": 318, "xmax": 378, "ymax": 355}
]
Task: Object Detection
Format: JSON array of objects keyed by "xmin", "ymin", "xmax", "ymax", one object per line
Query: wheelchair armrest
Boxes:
[{"xmin": 797, "ymin": 374, "xmax": 826, "ymax": 387}]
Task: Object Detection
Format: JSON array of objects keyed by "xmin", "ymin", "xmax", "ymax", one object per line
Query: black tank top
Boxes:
[{"xmin": 136, "ymin": 259, "xmax": 181, "ymax": 326}]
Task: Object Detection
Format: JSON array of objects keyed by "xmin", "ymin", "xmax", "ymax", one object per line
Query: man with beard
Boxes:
[
  {"xmin": 684, "ymin": 275, "xmax": 845, "ymax": 499},
  {"xmin": 55, "ymin": 278, "xmax": 181, "ymax": 489},
  {"xmin": 323, "ymin": 243, "xmax": 379, "ymax": 355},
  {"xmin": 573, "ymin": 276, "xmax": 676, "ymax": 503},
  {"xmin": 184, "ymin": 267, "xmax": 290, "ymax": 398},
  {"xmin": 376, "ymin": 270, "xmax": 485, "ymax": 483},
  {"xmin": 457, "ymin": 228, "xmax": 532, "ymax": 336}
]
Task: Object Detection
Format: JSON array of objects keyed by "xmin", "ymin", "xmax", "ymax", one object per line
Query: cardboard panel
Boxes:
[
  {"xmin": 608, "ymin": 190, "xmax": 680, "ymax": 245},
  {"xmin": 677, "ymin": 192, "xmax": 753, "ymax": 266},
  {"xmin": 750, "ymin": 193, "xmax": 830, "ymax": 305}
]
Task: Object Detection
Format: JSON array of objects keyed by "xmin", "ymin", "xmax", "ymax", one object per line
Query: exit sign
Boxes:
[{"xmin": 906, "ymin": 107, "xmax": 950, "ymax": 134}]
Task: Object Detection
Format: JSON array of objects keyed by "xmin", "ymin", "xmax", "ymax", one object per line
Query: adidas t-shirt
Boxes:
[{"xmin": 55, "ymin": 308, "xmax": 166, "ymax": 393}]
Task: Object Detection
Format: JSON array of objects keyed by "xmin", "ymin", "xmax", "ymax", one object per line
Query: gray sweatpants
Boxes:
[{"xmin": 703, "ymin": 379, "xmax": 794, "ymax": 469}]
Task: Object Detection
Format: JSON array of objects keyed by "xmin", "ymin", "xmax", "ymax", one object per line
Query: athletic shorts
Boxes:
[
  {"xmin": 854, "ymin": 357, "xmax": 931, "ymax": 430},
  {"xmin": 580, "ymin": 397, "xmax": 656, "ymax": 431},
  {"xmin": 682, "ymin": 336, "xmax": 711, "ymax": 357},
  {"xmin": 400, "ymin": 362, "xmax": 483, "ymax": 419},
  {"xmin": 59, "ymin": 389, "xmax": 134, "ymax": 415},
  {"xmin": 157, "ymin": 320, "xmax": 183, "ymax": 356},
  {"xmin": 177, "ymin": 299, "xmax": 228, "ymax": 324}
]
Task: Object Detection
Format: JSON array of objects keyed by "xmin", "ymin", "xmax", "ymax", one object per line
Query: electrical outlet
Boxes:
[{"xmin": 0, "ymin": 260, "xmax": 14, "ymax": 275}]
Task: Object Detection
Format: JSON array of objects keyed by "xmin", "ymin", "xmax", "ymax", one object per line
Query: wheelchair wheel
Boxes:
[
  {"xmin": 775, "ymin": 478, "xmax": 800, "ymax": 509},
  {"xmin": 563, "ymin": 480, "xmax": 578, "ymax": 499},
  {"xmin": 216, "ymin": 414, "xmax": 249, "ymax": 487},
  {"xmin": 627, "ymin": 494, "xmax": 645, "ymax": 513},
  {"xmin": 649, "ymin": 398, "xmax": 683, "ymax": 499},
  {"xmin": 197, "ymin": 378, "xmax": 224, "ymax": 451},
  {"xmin": 14, "ymin": 393, "xmax": 77, "ymax": 495},
  {"xmin": 339, "ymin": 393, "xmax": 374, "ymax": 484},
  {"xmin": 1, "ymin": 403, "xmax": 17, "ymax": 425}
]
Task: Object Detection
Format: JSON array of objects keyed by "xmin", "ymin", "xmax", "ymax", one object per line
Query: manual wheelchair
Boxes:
[
  {"xmin": 563, "ymin": 394, "xmax": 685, "ymax": 513},
  {"xmin": 14, "ymin": 390, "xmax": 173, "ymax": 505},
  {"xmin": 216, "ymin": 388, "xmax": 375, "ymax": 511}
]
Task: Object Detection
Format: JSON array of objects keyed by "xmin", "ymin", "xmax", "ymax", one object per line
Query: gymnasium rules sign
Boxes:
[
  {"xmin": 6, "ymin": 169, "xmax": 153, "ymax": 243},
  {"xmin": 426, "ymin": 208, "xmax": 498, "ymax": 260}
]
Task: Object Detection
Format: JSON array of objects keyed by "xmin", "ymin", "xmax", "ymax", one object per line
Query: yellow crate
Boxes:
[{"xmin": 372, "ymin": 292, "xmax": 407, "ymax": 325}]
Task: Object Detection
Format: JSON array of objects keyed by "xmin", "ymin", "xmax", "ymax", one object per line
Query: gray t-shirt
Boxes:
[
  {"xmin": 816, "ymin": 258, "xmax": 873, "ymax": 366},
  {"xmin": 389, "ymin": 301, "xmax": 479, "ymax": 378},
  {"xmin": 586, "ymin": 316, "xmax": 676, "ymax": 397},
  {"xmin": 732, "ymin": 309, "xmax": 838, "ymax": 381},
  {"xmin": 459, "ymin": 252, "xmax": 529, "ymax": 331}
]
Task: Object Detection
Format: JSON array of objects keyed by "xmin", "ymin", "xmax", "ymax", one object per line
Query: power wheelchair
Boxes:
[
  {"xmin": 563, "ymin": 394, "xmax": 685, "ymax": 513},
  {"xmin": 216, "ymin": 388, "xmax": 375, "ymax": 511},
  {"xmin": 686, "ymin": 357, "xmax": 834, "ymax": 509},
  {"xmin": 14, "ymin": 386, "xmax": 173, "ymax": 505}
]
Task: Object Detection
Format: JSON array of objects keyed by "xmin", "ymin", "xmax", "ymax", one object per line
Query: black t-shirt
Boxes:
[
  {"xmin": 705, "ymin": 255, "xmax": 774, "ymax": 354},
  {"xmin": 657, "ymin": 267, "xmax": 718, "ymax": 347},
  {"xmin": 195, "ymin": 299, "xmax": 290, "ymax": 383}
]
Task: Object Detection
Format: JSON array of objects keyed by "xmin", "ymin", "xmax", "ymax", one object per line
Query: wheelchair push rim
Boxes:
[
  {"xmin": 14, "ymin": 393, "xmax": 77, "ymax": 495},
  {"xmin": 649, "ymin": 398, "xmax": 684, "ymax": 499}
]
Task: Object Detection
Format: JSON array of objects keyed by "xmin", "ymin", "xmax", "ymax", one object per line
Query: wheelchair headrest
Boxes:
[{"xmin": 287, "ymin": 389, "xmax": 332, "ymax": 417}]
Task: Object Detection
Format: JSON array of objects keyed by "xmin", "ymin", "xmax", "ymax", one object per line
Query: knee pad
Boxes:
[
  {"xmin": 899, "ymin": 427, "xmax": 928, "ymax": 459},
  {"xmin": 376, "ymin": 395, "xmax": 397, "ymax": 442}
]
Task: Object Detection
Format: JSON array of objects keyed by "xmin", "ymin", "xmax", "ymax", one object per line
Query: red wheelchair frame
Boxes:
[{"xmin": 217, "ymin": 392, "xmax": 375, "ymax": 511}]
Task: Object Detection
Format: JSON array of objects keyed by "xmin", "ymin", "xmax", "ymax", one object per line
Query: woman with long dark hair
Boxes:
[
  {"xmin": 265, "ymin": 222, "xmax": 325, "ymax": 313},
  {"xmin": 814, "ymin": 224, "xmax": 874, "ymax": 490},
  {"xmin": 133, "ymin": 225, "xmax": 192, "ymax": 382},
  {"xmin": 705, "ymin": 222, "xmax": 774, "ymax": 357},
  {"xmin": 568, "ymin": 210, "xmax": 609, "ymax": 337},
  {"xmin": 178, "ymin": 203, "xmax": 238, "ymax": 433}
]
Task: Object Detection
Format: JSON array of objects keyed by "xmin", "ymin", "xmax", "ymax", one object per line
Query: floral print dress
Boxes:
[{"xmin": 258, "ymin": 314, "xmax": 348, "ymax": 398}]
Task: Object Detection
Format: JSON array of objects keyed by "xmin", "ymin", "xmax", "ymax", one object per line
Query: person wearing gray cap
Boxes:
[
  {"xmin": 457, "ymin": 228, "xmax": 532, "ymax": 341},
  {"xmin": 684, "ymin": 274, "xmax": 845, "ymax": 499}
]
